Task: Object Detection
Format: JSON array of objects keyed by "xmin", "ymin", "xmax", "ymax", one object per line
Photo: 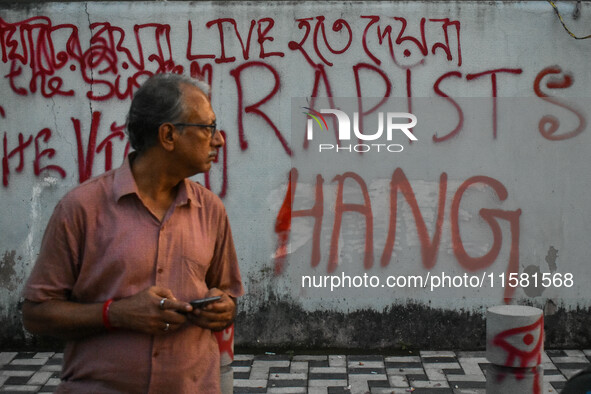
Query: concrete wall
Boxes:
[{"xmin": 1, "ymin": 1, "xmax": 590, "ymax": 350}]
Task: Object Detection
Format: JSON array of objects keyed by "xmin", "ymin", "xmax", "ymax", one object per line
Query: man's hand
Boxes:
[
  {"xmin": 109, "ymin": 286, "xmax": 192, "ymax": 335},
  {"xmin": 187, "ymin": 288, "xmax": 236, "ymax": 331}
]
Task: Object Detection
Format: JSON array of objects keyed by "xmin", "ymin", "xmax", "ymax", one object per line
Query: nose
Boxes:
[{"xmin": 211, "ymin": 129, "xmax": 224, "ymax": 148}]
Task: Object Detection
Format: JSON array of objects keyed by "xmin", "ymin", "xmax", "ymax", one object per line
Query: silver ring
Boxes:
[
  {"xmin": 159, "ymin": 298, "xmax": 167, "ymax": 310},
  {"xmin": 163, "ymin": 322, "xmax": 170, "ymax": 332}
]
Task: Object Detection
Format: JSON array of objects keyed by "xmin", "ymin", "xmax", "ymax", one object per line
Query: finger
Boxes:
[
  {"xmin": 163, "ymin": 298, "xmax": 192, "ymax": 313},
  {"xmin": 203, "ymin": 295, "xmax": 233, "ymax": 312},
  {"xmin": 205, "ymin": 287, "xmax": 224, "ymax": 297},
  {"xmin": 187, "ymin": 314, "xmax": 228, "ymax": 331},
  {"xmin": 196, "ymin": 308, "xmax": 233, "ymax": 323},
  {"xmin": 162, "ymin": 310, "xmax": 188, "ymax": 325},
  {"xmin": 151, "ymin": 286, "xmax": 176, "ymax": 299}
]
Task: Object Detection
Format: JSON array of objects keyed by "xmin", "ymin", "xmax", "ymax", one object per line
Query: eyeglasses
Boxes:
[{"xmin": 173, "ymin": 122, "xmax": 218, "ymax": 138}]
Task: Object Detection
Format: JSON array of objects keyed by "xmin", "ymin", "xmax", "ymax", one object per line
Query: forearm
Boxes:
[
  {"xmin": 22, "ymin": 287, "xmax": 193, "ymax": 340},
  {"xmin": 22, "ymin": 299, "xmax": 106, "ymax": 340}
]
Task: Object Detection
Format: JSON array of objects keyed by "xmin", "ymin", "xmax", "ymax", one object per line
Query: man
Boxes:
[{"xmin": 22, "ymin": 73, "xmax": 243, "ymax": 393}]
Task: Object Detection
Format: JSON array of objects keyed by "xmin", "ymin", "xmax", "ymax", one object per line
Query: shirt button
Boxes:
[
  {"xmin": 157, "ymin": 268, "xmax": 163, "ymax": 274},
  {"xmin": 153, "ymin": 352, "xmax": 159, "ymax": 358}
]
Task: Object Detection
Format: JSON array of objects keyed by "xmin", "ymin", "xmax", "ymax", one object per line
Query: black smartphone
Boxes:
[{"xmin": 189, "ymin": 296, "xmax": 222, "ymax": 309}]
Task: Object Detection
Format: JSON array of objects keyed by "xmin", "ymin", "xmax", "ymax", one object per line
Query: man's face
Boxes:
[{"xmin": 174, "ymin": 84, "xmax": 224, "ymax": 175}]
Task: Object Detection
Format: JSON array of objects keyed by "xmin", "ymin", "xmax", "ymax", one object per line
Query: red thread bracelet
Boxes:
[{"xmin": 102, "ymin": 299, "xmax": 114, "ymax": 330}]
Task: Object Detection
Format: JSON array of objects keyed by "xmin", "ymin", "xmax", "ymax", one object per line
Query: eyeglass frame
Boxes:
[{"xmin": 172, "ymin": 122, "xmax": 218, "ymax": 138}]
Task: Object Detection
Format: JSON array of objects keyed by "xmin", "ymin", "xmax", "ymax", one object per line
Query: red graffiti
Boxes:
[
  {"xmin": 1, "ymin": 16, "xmax": 78, "ymax": 98},
  {"xmin": 534, "ymin": 66, "xmax": 586, "ymax": 141},
  {"xmin": 34, "ymin": 128, "xmax": 67, "ymax": 180},
  {"xmin": 275, "ymin": 168, "xmax": 521, "ymax": 302},
  {"xmin": 451, "ymin": 176, "xmax": 521, "ymax": 302},
  {"xmin": 288, "ymin": 16, "xmax": 352, "ymax": 67},
  {"xmin": 466, "ymin": 68, "xmax": 523, "ymax": 139},
  {"xmin": 329, "ymin": 172, "xmax": 373, "ymax": 273},
  {"xmin": 2, "ymin": 128, "xmax": 66, "ymax": 187},
  {"xmin": 72, "ymin": 111, "xmax": 126, "ymax": 184},
  {"xmin": 214, "ymin": 324, "xmax": 235, "ymax": 363},
  {"xmin": 204, "ymin": 130, "xmax": 228, "ymax": 198},
  {"xmin": 0, "ymin": 16, "xmax": 186, "ymax": 101},
  {"xmin": 230, "ymin": 61, "xmax": 292, "ymax": 156},
  {"xmin": 432, "ymin": 71, "xmax": 464, "ymax": 142},
  {"xmin": 205, "ymin": 18, "xmax": 284, "ymax": 64},
  {"xmin": 360, "ymin": 16, "xmax": 462, "ymax": 67},
  {"xmin": 274, "ymin": 168, "xmax": 324, "ymax": 275},
  {"xmin": 431, "ymin": 68, "xmax": 523, "ymax": 142},
  {"xmin": 2, "ymin": 132, "xmax": 32, "ymax": 187},
  {"xmin": 493, "ymin": 315, "xmax": 544, "ymax": 369},
  {"xmin": 381, "ymin": 169, "xmax": 447, "ymax": 270}
]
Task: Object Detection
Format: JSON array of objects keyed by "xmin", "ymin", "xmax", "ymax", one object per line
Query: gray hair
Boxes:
[{"xmin": 126, "ymin": 73, "xmax": 210, "ymax": 154}]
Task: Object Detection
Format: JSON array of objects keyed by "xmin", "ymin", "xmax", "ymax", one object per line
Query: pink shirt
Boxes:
[{"xmin": 23, "ymin": 157, "xmax": 243, "ymax": 393}]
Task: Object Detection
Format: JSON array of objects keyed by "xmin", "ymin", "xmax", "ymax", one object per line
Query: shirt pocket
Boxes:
[{"xmin": 178, "ymin": 255, "xmax": 210, "ymax": 301}]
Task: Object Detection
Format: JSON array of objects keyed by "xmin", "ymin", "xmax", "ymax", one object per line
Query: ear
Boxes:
[{"xmin": 158, "ymin": 123, "xmax": 176, "ymax": 152}]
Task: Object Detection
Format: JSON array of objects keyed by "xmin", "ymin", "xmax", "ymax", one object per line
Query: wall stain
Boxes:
[
  {"xmin": 235, "ymin": 297, "xmax": 591, "ymax": 352},
  {"xmin": 545, "ymin": 246, "xmax": 558, "ymax": 272},
  {"xmin": 0, "ymin": 250, "xmax": 20, "ymax": 291},
  {"xmin": 523, "ymin": 265, "xmax": 544, "ymax": 298}
]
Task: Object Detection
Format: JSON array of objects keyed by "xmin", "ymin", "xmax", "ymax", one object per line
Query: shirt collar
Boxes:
[{"xmin": 113, "ymin": 155, "xmax": 201, "ymax": 208}]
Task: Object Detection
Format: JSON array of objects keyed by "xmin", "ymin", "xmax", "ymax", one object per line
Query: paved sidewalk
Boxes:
[{"xmin": 1, "ymin": 349, "xmax": 589, "ymax": 393}]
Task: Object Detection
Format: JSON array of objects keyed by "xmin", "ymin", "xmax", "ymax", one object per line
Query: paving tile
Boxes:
[
  {"xmin": 26, "ymin": 371, "xmax": 53, "ymax": 386},
  {"xmin": 455, "ymin": 351, "xmax": 486, "ymax": 359},
  {"xmin": 551, "ymin": 356, "xmax": 590, "ymax": 364},
  {"xmin": 385, "ymin": 356, "xmax": 422, "ymax": 363},
  {"xmin": 0, "ymin": 385, "xmax": 42, "ymax": 392},
  {"xmin": 452, "ymin": 389, "xmax": 486, "ymax": 394},
  {"xmin": 411, "ymin": 387, "xmax": 453, "ymax": 393},
  {"xmin": 385, "ymin": 361, "xmax": 423, "ymax": 369},
  {"xmin": 422, "ymin": 357, "xmax": 458, "ymax": 364},
  {"xmin": 267, "ymin": 379, "xmax": 307, "ymax": 387},
  {"xmin": 310, "ymin": 367, "xmax": 348, "ymax": 374},
  {"xmin": 348, "ymin": 355, "xmax": 384, "ymax": 362},
  {"xmin": 560, "ymin": 368, "xmax": 586, "ymax": 379},
  {"xmin": 348, "ymin": 367, "xmax": 386, "ymax": 374},
  {"xmin": 327, "ymin": 387, "xmax": 352, "ymax": 394},
  {"xmin": 289, "ymin": 361, "xmax": 308, "ymax": 373},
  {"xmin": 268, "ymin": 366, "xmax": 290, "ymax": 374},
  {"xmin": 0, "ymin": 350, "xmax": 576, "ymax": 393},
  {"xmin": 371, "ymin": 389, "xmax": 414, "ymax": 394},
  {"xmin": 253, "ymin": 354, "xmax": 291, "ymax": 361},
  {"xmin": 308, "ymin": 379, "xmax": 348, "ymax": 387},
  {"xmin": 329, "ymin": 355, "xmax": 347, "ymax": 368},
  {"xmin": 451, "ymin": 381, "xmax": 486, "ymax": 389},
  {"xmin": 386, "ymin": 367, "xmax": 425, "ymax": 376},
  {"xmin": 233, "ymin": 379, "xmax": 268, "ymax": 388},
  {"xmin": 33, "ymin": 353, "xmax": 54, "ymax": 359},
  {"xmin": 0, "ymin": 354, "xmax": 17, "ymax": 366},
  {"xmin": 268, "ymin": 372, "xmax": 307, "ymax": 380},
  {"xmin": 9, "ymin": 358, "xmax": 47, "ymax": 366},
  {"xmin": 564, "ymin": 350, "xmax": 586, "ymax": 357},
  {"xmin": 420, "ymin": 351, "xmax": 457, "ymax": 357},
  {"xmin": 446, "ymin": 374, "xmax": 487, "ymax": 382},
  {"xmin": 309, "ymin": 372, "xmax": 348, "ymax": 380},
  {"xmin": 544, "ymin": 373, "xmax": 567, "ymax": 382},
  {"xmin": 307, "ymin": 388, "xmax": 329, "ymax": 394},
  {"xmin": 292, "ymin": 355, "xmax": 327, "ymax": 361},
  {"xmin": 348, "ymin": 361, "xmax": 385, "ymax": 369},
  {"xmin": 267, "ymin": 388, "xmax": 307, "ymax": 393},
  {"xmin": 412, "ymin": 380, "xmax": 450, "ymax": 388},
  {"xmin": 388, "ymin": 374, "xmax": 409, "ymax": 387}
]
